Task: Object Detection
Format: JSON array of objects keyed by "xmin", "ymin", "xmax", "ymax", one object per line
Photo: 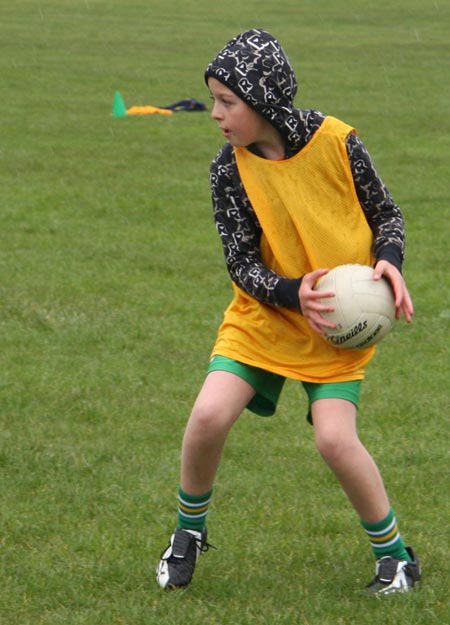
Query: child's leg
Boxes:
[
  {"xmin": 311, "ymin": 398, "xmax": 410, "ymax": 562},
  {"xmin": 312, "ymin": 398, "xmax": 389, "ymax": 521},
  {"xmin": 180, "ymin": 369, "xmax": 256, "ymax": 495},
  {"xmin": 156, "ymin": 370, "xmax": 256, "ymax": 589}
]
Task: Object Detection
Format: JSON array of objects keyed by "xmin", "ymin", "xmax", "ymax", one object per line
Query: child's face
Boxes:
[{"xmin": 208, "ymin": 78, "xmax": 274, "ymax": 149}]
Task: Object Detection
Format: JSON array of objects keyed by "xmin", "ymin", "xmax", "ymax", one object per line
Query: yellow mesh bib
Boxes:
[{"xmin": 212, "ymin": 117, "xmax": 376, "ymax": 382}]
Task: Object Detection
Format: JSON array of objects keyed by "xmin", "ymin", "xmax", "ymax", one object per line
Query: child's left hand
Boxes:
[{"xmin": 373, "ymin": 260, "xmax": 414, "ymax": 322}]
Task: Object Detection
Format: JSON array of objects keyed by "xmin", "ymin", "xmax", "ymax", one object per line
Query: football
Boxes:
[{"xmin": 314, "ymin": 264, "xmax": 396, "ymax": 350}]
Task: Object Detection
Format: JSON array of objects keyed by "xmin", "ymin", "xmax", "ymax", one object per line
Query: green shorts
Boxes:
[{"xmin": 208, "ymin": 355, "xmax": 361, "ymax": 423}]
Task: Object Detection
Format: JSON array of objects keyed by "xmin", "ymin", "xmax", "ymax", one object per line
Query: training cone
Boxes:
[{"xmin": 112, "ymin": 91, "xmax": 127, "ymax": 118}]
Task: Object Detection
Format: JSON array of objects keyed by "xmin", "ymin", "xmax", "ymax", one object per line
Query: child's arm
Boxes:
[
  {"xmin": 346, "ymin": 133, "xmax": 413, "ymax": 322},
  {"xmin": 347, "ymin": 132, "xmax": 405, "ymax": 272},
  {"xmin": 210, "ymin": 145, "xmax": 302, "ymax": 310}
]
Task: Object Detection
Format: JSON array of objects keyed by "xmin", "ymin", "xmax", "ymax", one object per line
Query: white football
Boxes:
[{"xmin": 314, "ymin": 264, "xmax": 396, "ymax": 350}]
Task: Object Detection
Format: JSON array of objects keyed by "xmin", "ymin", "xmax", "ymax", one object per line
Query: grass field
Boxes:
[{"xmin": 1, "ymin": 1, "xmax": 449, "ymax": 624}]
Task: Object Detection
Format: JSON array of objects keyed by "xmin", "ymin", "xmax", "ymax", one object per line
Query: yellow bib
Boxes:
[{"xmin": 212, "ymin": 117, "xmax": 376, "ymax": 382}]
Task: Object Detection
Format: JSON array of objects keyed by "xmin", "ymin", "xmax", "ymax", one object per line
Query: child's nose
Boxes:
[{"xmin": 211, "ymin": 103, "xmax": 222, "ymax": 120}]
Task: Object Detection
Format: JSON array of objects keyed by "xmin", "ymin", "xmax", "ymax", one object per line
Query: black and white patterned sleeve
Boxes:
[
  {"xmin": 346, "ymin": 132, "xmax": 405, "ymax": 271},
  {"xmin": 210, "ymin": 145, "xmax": 301, "ymax": 309}
]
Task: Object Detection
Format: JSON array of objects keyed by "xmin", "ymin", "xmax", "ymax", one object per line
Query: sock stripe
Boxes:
[
  {"xmin": 367, "ymin": 525, "xmax": 399, "ymax": 543},
  {"xmin": 178, "ymin": 508, "xmax": 209, "ymax": 519},
  {"xmin": 369, "ymin": 534, "xmax": 401, "ymax": 549},
  {"xmin": 178, "ymin": 496, "xmax": 212, "ymax": 510},
  {"xmin": 365, "ymin": 517, "xmax": 397, "ymax": 537}
]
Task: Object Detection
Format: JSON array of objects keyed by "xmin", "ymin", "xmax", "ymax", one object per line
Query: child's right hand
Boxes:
[{"xmin": 298, "ymin": 269, "xmax": 337, "ymax": 336}]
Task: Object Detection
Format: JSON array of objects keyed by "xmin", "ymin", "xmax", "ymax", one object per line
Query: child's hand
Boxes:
[
  {"xmin": 373, "ymin": 261, "xmax": 414, "ymax": 322},
  {"xmin": 299, "ymin": 269, "xmax": 336, "ymax": 336}
]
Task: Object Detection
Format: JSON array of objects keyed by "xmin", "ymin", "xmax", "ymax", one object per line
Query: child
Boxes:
[{"xmin": 156, "ymin": 28, "xmax": 420, "ymax": 594}]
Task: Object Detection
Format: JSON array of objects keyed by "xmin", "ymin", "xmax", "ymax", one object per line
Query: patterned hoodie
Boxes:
[{"xmin": 205, "ymin": 29, "xmax": 405, "ymax": 310}]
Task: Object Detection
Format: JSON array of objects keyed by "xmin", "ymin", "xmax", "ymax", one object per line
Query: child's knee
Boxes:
[
  {"xmin": 189, "ymin": 399, "xmax": 237, "ymax": 436},
  {"xmin": 314, "ymin": 426, "xmax": 359, "ymax": 466}
]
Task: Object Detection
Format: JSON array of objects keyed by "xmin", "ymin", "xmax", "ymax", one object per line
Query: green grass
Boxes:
[{"xmin": 1, "ymin": 1, "xmax": 449, "ymax": 623}]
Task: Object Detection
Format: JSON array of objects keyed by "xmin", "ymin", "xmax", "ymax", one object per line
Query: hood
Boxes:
[{"xmin": 205, "ymin": 29, "xmax": 303, "ymax": 146}]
